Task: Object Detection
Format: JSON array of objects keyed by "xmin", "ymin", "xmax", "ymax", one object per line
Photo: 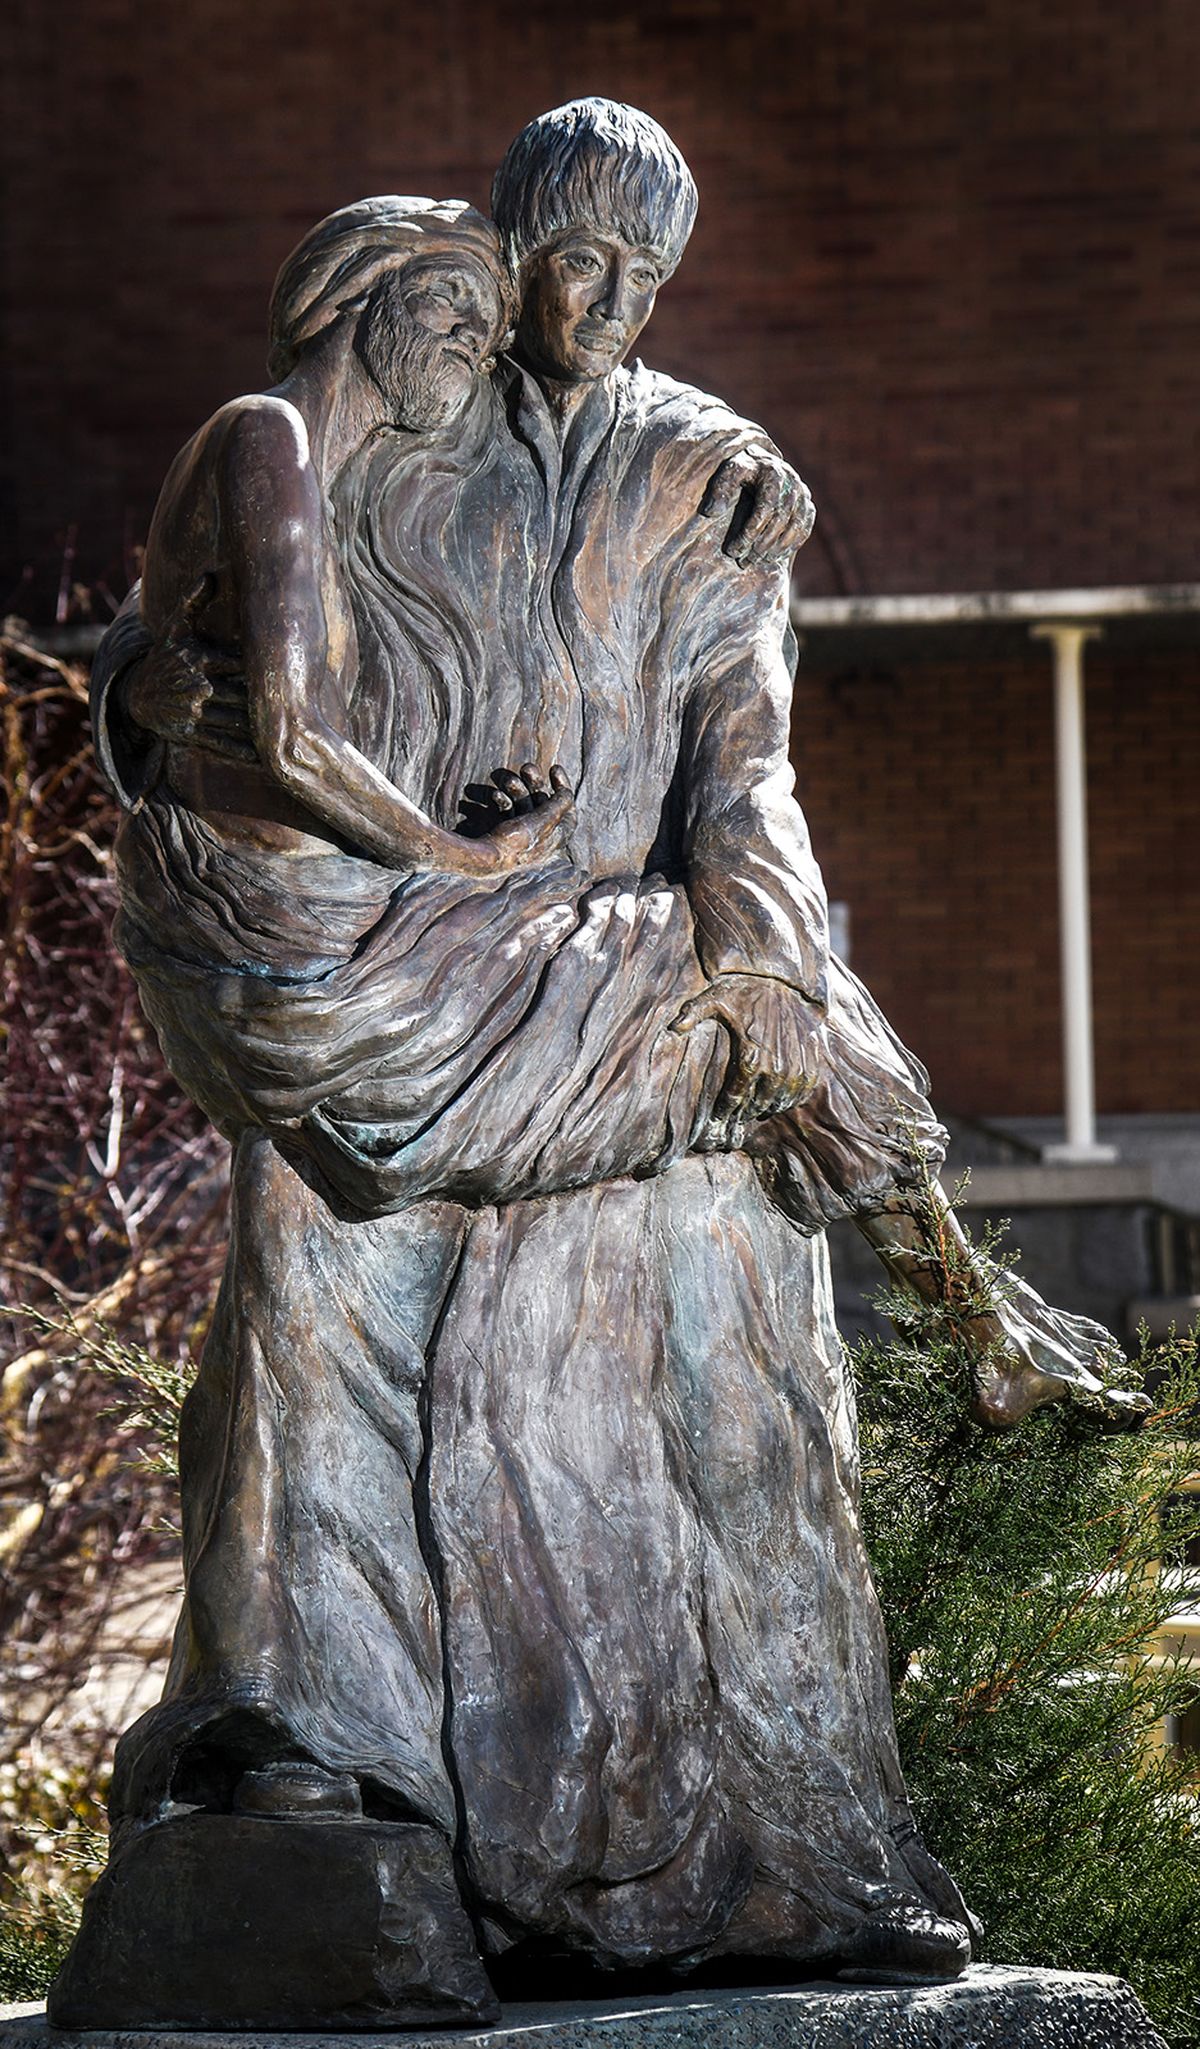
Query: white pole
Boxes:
[{"xmin": 1031, "ymin": 623, "xmax": 1115, "ymax": 1163}]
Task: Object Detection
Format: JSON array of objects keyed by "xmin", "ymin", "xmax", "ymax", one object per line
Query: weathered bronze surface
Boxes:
[
  {"xmin": 61, "ymin": 100, "xmax": 1133, "ymax": 2029},
  {"xmin": 48, "ymin": 1814, "xmax": 495, "ymax": 2030}
]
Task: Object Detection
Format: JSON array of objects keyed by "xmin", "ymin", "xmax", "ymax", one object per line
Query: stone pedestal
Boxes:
[
  {"xmin": 2, "ymin": 1963, "xmax": 1168, "ymax": 2046},
  {"xmin": 42, "ymin": 1813, "xmax": 495, "ymax": 2031}
]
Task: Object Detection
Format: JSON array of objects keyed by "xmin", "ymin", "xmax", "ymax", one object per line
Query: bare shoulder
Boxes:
[
  {"xmin": 152, "ymin": 396, "xmax": 310, "ymax": 516},
  {"xmin": 210, "ymin": 394, "xmax": 312, "ymax": 490},
  {"xmin": 215, "ymin": 392, "xmax": 310, "ymax": 455},
  {"xmin": 209, "ymin": 396, "xmax": 325, "ymax": 564},
  {"xmin": 142, "ymin": 396, "xmax": 314, "ymax": 629}
]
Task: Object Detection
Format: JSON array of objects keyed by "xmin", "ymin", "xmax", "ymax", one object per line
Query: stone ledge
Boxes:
[
  {"xmin": 1, "ymin": 1964, "xmax": 1169, "ymax": 2047},
  {"xmin": 943, "ymin": 1162, "xmax": 1159, "ymax": 1209}
]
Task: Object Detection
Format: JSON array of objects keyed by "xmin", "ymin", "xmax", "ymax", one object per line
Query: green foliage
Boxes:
[
  {"xmin": 0, "ymin": 1811, "xmax": 105, "ymax": 2001},
  {"xmin": 0, "ymin": 1898, "xmax": 76, "ymax": 2002},
  {"xmin": 9, "ymin": 1302, "xmax": 191, "ymax": 1483},
  {"xmin": 855, "ymin": 1222, "xmax": 1200, "ymax": 2044},
  {"xmin": 1, "ymin": 1311, "xmax": 189, "ymax": 1999}
]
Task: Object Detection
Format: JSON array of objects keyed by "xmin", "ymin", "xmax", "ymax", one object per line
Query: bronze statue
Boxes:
[{"xmin": 56, "ymin": 101, "xmax": 1137, "ymax": 2031}]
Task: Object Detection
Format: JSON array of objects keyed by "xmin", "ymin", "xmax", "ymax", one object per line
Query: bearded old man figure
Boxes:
[{"xmin": 59, "ymin": 102, "xmax": 1133, "ymax": 2032}]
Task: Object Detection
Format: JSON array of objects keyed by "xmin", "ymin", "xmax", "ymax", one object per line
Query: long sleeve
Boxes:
[{"xmin": 679, "ymin": 566, "xmax": 829, "ymax": 1006}]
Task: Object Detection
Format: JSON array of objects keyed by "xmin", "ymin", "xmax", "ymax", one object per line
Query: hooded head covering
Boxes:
[{"xmin": 267, "ymin": 197, "xmax": 511, "ymax": 383}]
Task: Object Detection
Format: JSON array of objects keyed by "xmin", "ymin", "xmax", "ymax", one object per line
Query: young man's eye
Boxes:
[
  {"xmin": 632, "ymin": 269, "xmax": 658, "ymax": 291},
  {"xmin": 566, "ymin": 251, "xmax": 601, "ymax": 274}
]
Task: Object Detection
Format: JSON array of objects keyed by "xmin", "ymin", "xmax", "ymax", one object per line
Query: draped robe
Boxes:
[{"xmin": 103, "ymin": 359, "xmax": 965, "ymax": 1969}]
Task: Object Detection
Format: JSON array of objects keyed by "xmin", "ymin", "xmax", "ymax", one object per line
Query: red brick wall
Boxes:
[
  {"xmin": 3, "ymin": 0, "xmax": 1196, "ymax": 1115},
  {"xmin": 797, "ymin": 645, "xmax": 1200, "ymax": 1116},
  {"xmin": 4, "ymin": 0, "xmax": 1198, "ymax": 603}
]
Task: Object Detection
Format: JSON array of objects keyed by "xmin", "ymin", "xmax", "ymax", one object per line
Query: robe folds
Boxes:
[{"xmin": 101, "ymin": 360, "xmax": 966, "ymax": 1968}]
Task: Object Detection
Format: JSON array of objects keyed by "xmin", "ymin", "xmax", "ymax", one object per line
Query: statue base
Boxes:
[
  {"xmin": 6, "ymin": 1964, "xmax": 1167, "ymax": 2046},
  {"xmin": 43, "ymin": 1812, "xmax": 497, "ymax": 2030}
]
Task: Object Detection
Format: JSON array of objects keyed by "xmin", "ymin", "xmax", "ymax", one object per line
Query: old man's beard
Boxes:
[{"xmin": 360, "ymin": 305, "xmax": 474, "ymax": 431}]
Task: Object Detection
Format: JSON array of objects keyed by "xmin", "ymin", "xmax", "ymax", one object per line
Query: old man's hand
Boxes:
[
  {"xmin": 455, "ymin": 763, "xmax": 576, "ymax": 871},
  {"xmin": 124, "ymin": 579, "xmax": 254, "ymax": 761},
  {"xmin": 700, "ymin": 447, "xmax": 815, "ymax": 568},
  {"xmin": 671, "ymin": 971, "xmax": 824, "ymax": 1143}
]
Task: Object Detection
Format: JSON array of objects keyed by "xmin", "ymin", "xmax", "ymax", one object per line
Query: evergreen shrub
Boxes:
[{"xmin": 855, "ymin": 1189, "xmax": 1200, "ymax": 2043}]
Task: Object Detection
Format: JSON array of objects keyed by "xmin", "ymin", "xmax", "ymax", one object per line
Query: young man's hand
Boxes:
[
  {"xmin": 672, "ymin": 971, "xmax": 824, "ymax": 1144},
  {"xmin": 124, "ymin": 580, "xmax": 254, "ymax": 761},
  {"xmin": 700, "ymin": 448, "xmax": 815, "ymax": 568}
]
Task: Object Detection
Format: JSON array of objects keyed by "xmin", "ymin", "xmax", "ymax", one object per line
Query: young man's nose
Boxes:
[{"xmin": 591, "ymin": 260, "xmax": 633, "ymax": 326}]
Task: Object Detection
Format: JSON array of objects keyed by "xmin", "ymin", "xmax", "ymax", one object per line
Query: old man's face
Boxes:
[
  {"xmin": 360, "ymin": 252, "xmax": 505, "ymax": 428},
  {"xmin": 516, "ymin": 229, "xmax": 662, "ymax": 387}
]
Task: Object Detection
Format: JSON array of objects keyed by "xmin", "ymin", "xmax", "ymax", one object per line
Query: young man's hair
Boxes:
[{"xmin": 491, "ymin": 99, "xmax": 698, "ymax": 279}]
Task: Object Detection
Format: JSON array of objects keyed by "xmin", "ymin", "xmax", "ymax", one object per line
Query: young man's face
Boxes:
[
  {"xmin": 360, "ymin": 252, "xmax": 505, "ymax": 428},
  {"xmin": 515, "ymin": 228, "xmax": 663, "ymax": 386}
]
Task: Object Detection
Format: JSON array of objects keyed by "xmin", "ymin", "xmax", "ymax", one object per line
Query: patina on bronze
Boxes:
[{"xmin": 55, "ymin": 100, "xmax": 1137, "ymax": 2031}]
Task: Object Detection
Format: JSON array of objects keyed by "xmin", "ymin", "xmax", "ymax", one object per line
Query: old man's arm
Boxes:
[
  {"xmin": 216, "ymin": 399, "xmax": 569, "ymax": 877},
  {"xmin": 856, "ymin": 1187, "xmax": 1144, "ymax": 1428}
]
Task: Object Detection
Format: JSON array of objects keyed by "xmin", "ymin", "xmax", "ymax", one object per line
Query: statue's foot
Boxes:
[
  {"xmin": 965, "ymin": 1293, "xmax": 1147, "ymax": 1432},
  {"xmin": 835, "ymin": 1904, "xmax": 972, "ymax": 1985},
  {"xmin": 971, "ymin": 1346, "xmax": 1149, "ymax": 1431},
  {"xmin": 970, "ymin": 1353, "xmax": 1068, "ymax": 1429},
  {"xmin": 233, "ymin": 1759, "xmax": 362, "ymax": 1817}
]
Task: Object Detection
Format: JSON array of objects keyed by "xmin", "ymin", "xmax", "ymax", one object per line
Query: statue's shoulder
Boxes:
[
  {"xmin": 620, "ymin": 362, "xmax": 774, "ymax": 460},
  {"xmin": 610, "ymin": 366, "xmax": 778, "ymax": 537},
  {"xmin": 204, "ymin": 392, "xmax": 312, "ymax": 473},
  {"xmin": 149, "ymin": 394, "xmax": 307, "ymax": 552},
  {"xmin": 162, "ymin": 395, "xmax": 311, "ymax": 501},
  {"xmin": 145, "ymin": 395, "xmax": 316, "ymax": 623}
]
